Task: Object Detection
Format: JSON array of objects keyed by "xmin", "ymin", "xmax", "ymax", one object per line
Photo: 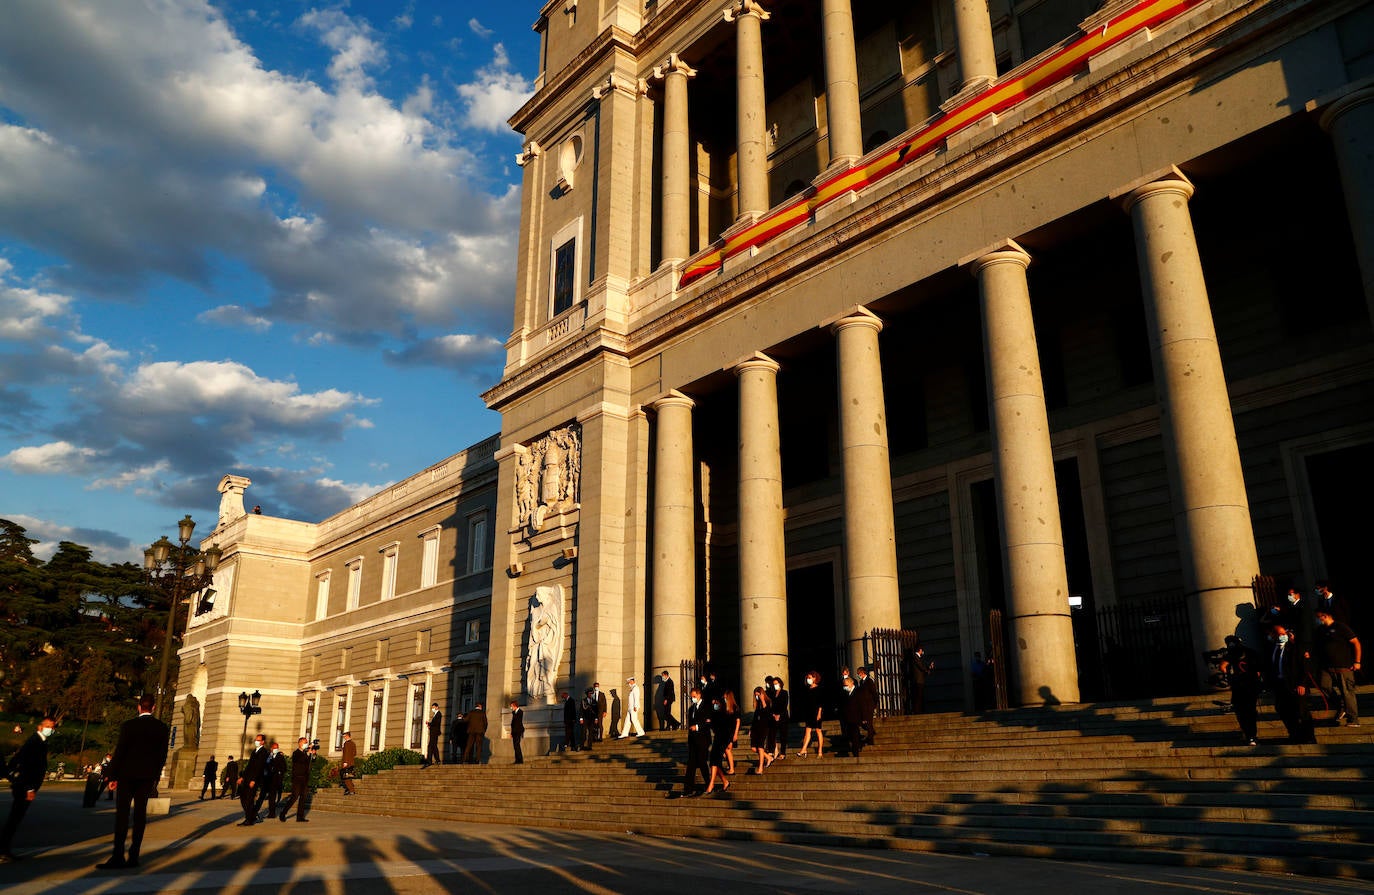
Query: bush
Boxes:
[{"xmin": 309, "ymin": 747, "xmax": 422, "ymax": 791}]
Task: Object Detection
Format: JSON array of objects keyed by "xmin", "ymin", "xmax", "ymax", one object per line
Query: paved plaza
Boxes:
[{"xmin": 1, "ymin": 785, "xmax": 1367, "ymax": 895}]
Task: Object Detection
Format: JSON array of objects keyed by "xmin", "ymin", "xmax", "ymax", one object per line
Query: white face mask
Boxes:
[
  {"xmin": 1287, "ymin": 594, "xmax": 1299, "ymax": 605},
  {"xmin": 1277, "ymin": 633, "xmax": 1290, "ymax": 645},
  {"xmin": 691, "ymin": 697, "xmax": 701, "ymax": 706},
  {"xmin": 38, "ymin": 726, "xmax": 54, "ymax": 739}
]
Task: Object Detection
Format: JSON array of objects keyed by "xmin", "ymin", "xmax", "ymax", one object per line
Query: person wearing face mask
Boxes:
[
  {"xmin": 769, "ymin": 677, "xmax": 789, "ymax": 762},
  {"xmin": 840, "ymin": 677, "xmax": 866, "ymax": 757},
  {"xmin": 1273, "ymin": 587, "xmax": 1315, "ymax": 648},
  {"xmin": 0, "ymin": 716, "xmax": 55, "ymax": 862},
  {"xmin": 238, "ymin": 734, "xmax": 270, "ymax": 825},
  {"xmin": 1314, "ymin": 610, "xmax": 1361, "ymax": 727},
  {"xmin": 795, "ymin": 672, "xmax": 826, "ymax": 757},
  {"xmin": 1264, "ymin": 622, "xmax": 1316, "ymax": 744},
  {"xmin": 668, "ymin": 687, "xmax": 712, "ymax": 798}
]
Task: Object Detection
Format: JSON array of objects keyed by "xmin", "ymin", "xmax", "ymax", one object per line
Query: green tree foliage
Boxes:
[{"xmin": 0, "ymin": 519, "xmax": 168, "ymax": 722}]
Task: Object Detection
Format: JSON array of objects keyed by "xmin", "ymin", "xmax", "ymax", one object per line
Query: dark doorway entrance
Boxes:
[
  {"xmin": 1306, "ymin": 441, "xmax": 1374, "ymax": 638},
  {"xmin": 786, "ymin": 563, "xmax": 839, "ymax": 688},
  {"xmin": 1056, "ymin": 458, "xmax": 1104, "ymax": 700}
]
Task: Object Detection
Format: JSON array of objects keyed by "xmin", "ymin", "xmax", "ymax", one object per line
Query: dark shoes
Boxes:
[
  {"xmin": 236, "ymin": 820, "xmax": 256, "ymax": 826},
  {"xmin": 96, "ymin": 857, "xmax": 128, "ymax": 870}
]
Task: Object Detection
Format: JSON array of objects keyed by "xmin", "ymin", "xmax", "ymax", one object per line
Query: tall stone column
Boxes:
[
  {"xmin": 952, "ymin": 0, "xmax": 998, "ymax": 90},
  {"xmin": 734, "ymin": 353, "xmax": 789, "ymax": 690},
  {"xmin": 725, "ymin": 1, "xmax": 771, "ymax": 220},
  {"xmin": 1121, "ymin": 171, "xmax": 1260, "ymax": 677},
  {"xmin": 969, "ymin": 241, "xmax": 1080, "ymax": 706},
  {"xmin": 656, "ymin": 55, "xmax": 696, "ymax": 267},
  {"xmin": 821, "ymin": 0, "xmax": 862, "ymax": 165},
  {"xmin": 1317, "ymin": 87, "xmax": 1374, "ymax": 326},
  {"xmin": 832, "ymin": 310, "xmax": 901, "ymax": 667},
  {"xmin": 650, "ymin": 391, "xmax": 697, "ymax": 675}
]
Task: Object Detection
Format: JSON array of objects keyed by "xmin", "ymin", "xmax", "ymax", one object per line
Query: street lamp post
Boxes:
[
  {"xmin": 144, "ymin": 515, "xmax": 221, "ymax": 725},
  {"xmin": 238, "ymin": 690, "xmax": 262, "ymax": 758}
]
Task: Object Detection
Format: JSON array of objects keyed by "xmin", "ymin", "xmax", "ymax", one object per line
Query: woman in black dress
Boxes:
[
  {"xmin": 749, "ymin": 686, "xmax": 774, "ymax": 775},
  {"xmin": 795, "ymin": 671, "xmax": 826, "ymax": 757},
  {"xmin": 704, "ymin": 691, "xmax": 740, "ymax": 794}
]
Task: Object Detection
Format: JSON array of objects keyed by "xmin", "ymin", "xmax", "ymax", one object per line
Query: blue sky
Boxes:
[{"xmin": 0, "ymin": 1, "xmax": 538, "ymax": 562}]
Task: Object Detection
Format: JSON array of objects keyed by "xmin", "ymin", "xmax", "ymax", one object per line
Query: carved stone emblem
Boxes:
[
  {"xmin": 515, "ymin": 424, "xmax": 581, "ymax": 534},
  {"xmin": 524, "ymin": 584, "xmax": 564, "ymax": 702}
]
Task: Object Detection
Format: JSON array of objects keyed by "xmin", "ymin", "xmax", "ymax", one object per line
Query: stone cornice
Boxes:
[{"xmin": 509, "ymin": 27, "xmax": 638, "ymax": 133}]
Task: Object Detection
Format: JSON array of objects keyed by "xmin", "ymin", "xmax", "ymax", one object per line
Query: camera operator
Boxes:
[
  {"xmin": 1217, "ymin": 635, "xmax": 1263, "ymax": 745},
  {"xmin": 276, "ymin": 737, "xmax": 313, "ymax": 823}
]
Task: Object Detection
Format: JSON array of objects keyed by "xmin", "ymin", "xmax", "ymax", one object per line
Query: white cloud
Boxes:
[
  {"xmin": 468, "ymin": 19, "xmax": 495, "ymax": 39},
  {"xmin": 117, "ymin": 360, "xmax": 375, "ymax": 426},
  {"xmin": 1, "ymin": 441, "xmax": 103, "ymax": 475},
  {"xmin": 456, "ymin": 44, "xmax": 532, "ymax": 133},
  {"xmin": 197, "ymin": 304, "xmax": 272, "ymax": 331},
  {"xmin": 0, "ymin": 513, "xmax": 137, "ymax": 563},
  {"xmin": 298, "ymin": 8, "xmax": 386, "ymax": 91}
]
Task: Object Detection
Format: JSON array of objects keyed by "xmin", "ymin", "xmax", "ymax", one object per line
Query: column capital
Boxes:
[
  {"xmin": 827, "ymin": 305, "xmax": 883, "ymax": 335},
  {"xmin": 963, "ymin": 238, "xmax": 1031, "ymax": 275},
  {"xmin": 515, "ymin": 141, "xmax": 542, "ymax": 167},
  {"xmin": 1112, "ymin": 165, "xmax": 1195, "ymax": 212},
  {"xmin": 724, "ymin": 0, "xmax": 770, "ymax": 24},
  {"xmin": 1313, "ymin": 83, "xmax": 1374, "ymax": 133},
  {"xmin": 652, "ymin": 53, "xmax": 698, "ymax": 81},
  {"xmin": 731, "ymin": 351, "xmax": 780, "ymax": 377},
  {"xmin": 649, "ymin": 389, "xmax": 696, "ymax": 411},
  {"xmin": 591, "ymin": 72, "xmax": 648, "ymax": 102}
]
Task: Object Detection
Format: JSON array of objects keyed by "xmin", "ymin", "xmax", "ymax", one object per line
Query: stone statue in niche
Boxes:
[
  {"xmin": 524, "ymin": 585, "xmax": 564, "ymax": 702},
  {"xmin": 181, "ymin": 694, "xmax": 201, "ymax": 750},
  {"xmin": 515, "ymin": 424, "xmax": 581, "ymax": 533}
]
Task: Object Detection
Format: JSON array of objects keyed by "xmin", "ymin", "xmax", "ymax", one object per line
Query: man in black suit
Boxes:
[
  {"xmin": 221, "ymin": 755, "xmax": 238, "ymax": 799},
  {"xmin": 0, "ymin": 716, "xmax": 55, "ymax": 862},
  {"xmin": 855, "ymin": 666, "xmax": 878, "ymax": 746},
  {"xmin": 509, "ymin": 701, "xmax": 525, "ymax": 764},
  {"xmin": 593, "ymin": 684, "xmax": 607, "ymax": 742},
  {"xmin": 424, "ymin": 703, "xmax": 443, "ymax": 767},
  {"xmin": 561, "ymin": 691, "xmax": 579, "ymax": 752},
  {"xmin": 670, "ymin": 687, "xmax": 711, "ymax": 798},
  {"xmin": 199, "ymin": 755, "xmax": 218, "ymax": 800},
  {"xmin": 97, "ymin": 695, "xmax": 170, "ymax": 870},
  {"xmin": 238, "ymin": 734, "xmax": 269, "ymax": 824},
  {"xmin": 655, "ymin": 670, "xmax": 678, "ymax": 731},
  {"xmin": 277, "ymin": 738, "xmax": 313, "ymax": 822},
  {"xmin": 255, "ymin": 743, "xmax": 286, "ymax": 820},
  {"xmin": 1266, "ymin": 622, "xmax": 1316, "ymax": 744},
  {"xmin": 462, "ymin": 703, "xmax": 488, "ymax": 764},
  {"xmin": 339, "ymin": 732, "xmax": 357, "ymax": 795}
]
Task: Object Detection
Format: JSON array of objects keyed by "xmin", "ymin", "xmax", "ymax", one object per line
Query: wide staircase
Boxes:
[{"xmin": 312, "ymin": 694, "xmax": 1374, "ymax": 879}]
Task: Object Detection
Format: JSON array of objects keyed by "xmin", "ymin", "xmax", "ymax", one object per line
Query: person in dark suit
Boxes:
[
  {"xmin": 655, "ymin": 670, "xmax": 678, "ymax": 731},
  {"xmin": 277, "ymin": 738, "xmax": 313, "ymax": 822},
  {"xmin": 1266, "ymin": 622, "xmax": 1317, "ymax": 744},
  {"xmin": 96, "ymin": 695, "xmax": 170, "ymax": 870},
  {"xmin": 855, "ymin": 667, "xmax": 879, "ymax": 746},
  {"xmin": 199, "ymin": 755, "xmax": 218, "ymax": 800},
  {"xmin": 581, "ymin": 689, "xmax": 599, "ymax": 751},
  {"xmin": 593, "ymin": 684, "xmax": 608, "ymax": 742},
  {"xmin": 339, "ymin": 732, "xmax": 357, "ymax": 795},
  {"xmin": 255, "ymin": 743, "xmax": 286, "ymax": 820},
  {"xmin": 669, "ymin": 687, "xmax": 711, "ymax": 798},
  {"xmin": 424, "ymin": 703, "xmax": 443, "ymax": 767},
  {"xmin": 910, "ymin": 647, "xmax": 934, "ymax": 714},
  {"xmin": 238, "ymin": 734, "xmax": 270, "ymax": 823},
  {"xmin": 463, "ymin": 703, "xmax": 488, "ymax": 763},
  {"xmin": 509, "ymin": 701, "xmax": 525, "ymax": 764},
  {"xmin": 769, "ymin": 677, "xmax": 790, "ymax": 760},
  {"xmin": 221, "ymin": 755, "xmax": 238, "ymax": 799},
  {"xmin": 561, "ymin": 691, "xmax": 579, "ymax": 752},
  {"xmin": 840, "ymin": 677, "xmax": 865, "ymax": 757},
  {"xmin": 0, "ymin": 716, "xmax": 55, "ymax": 862}
]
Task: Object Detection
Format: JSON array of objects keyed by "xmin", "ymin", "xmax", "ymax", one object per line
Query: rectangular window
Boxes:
[
  {"xmin": 409, "ymin": 683, "xmax": 427, "ymax": 749},
  {"xmin": 315, "ymin": 572, "xmax": 331, "ymax": 621},
  {"xmin": 380, "ymin": 543, "xmax": 399, "ymax": 600},
  {"xmin": 465, "ymin": 619, "xmax": 481, "ymax": 645},
  {"xmin": 369, "ymin": 689, "xmax": 384, "ymax": 751},
  {"xmin": 467, "ymin": 513, "xmax": 489, "ymax": 574},
  {"xmin": 334, "ymin": 693, "xmax": 348, "ymax": 750},
  {"xmin": 420, "ymin": 531, "xmax": 440, "ymax": 588},
  {"xmin": 552, "ymin": 238, "xmax": 576, "ymax": 315},
  {"xmin": 304, "ymin": 698, "xmax": 317, "ymax": 742},
  {"xmin": 346, "ymin": 559, "xmax": 362, "ymax": 610}
]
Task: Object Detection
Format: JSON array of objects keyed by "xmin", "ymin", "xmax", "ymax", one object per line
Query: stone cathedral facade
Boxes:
[{"xmin": 178, "ymin": 0, "xmax": 1374, "ymax": 771}]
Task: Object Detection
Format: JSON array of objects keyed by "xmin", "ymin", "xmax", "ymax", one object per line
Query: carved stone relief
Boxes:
[
  {"xmin": 515, "ymin": 424, "xmax": 581, "ymax": 534},
  {"xmin": 523, "ymin": 584, "xmax": 564, "ymax": 703}
]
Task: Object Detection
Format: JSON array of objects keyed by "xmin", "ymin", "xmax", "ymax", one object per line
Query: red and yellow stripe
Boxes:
[{"xmin": 678, "ymin": 0, "xmax": 1203, "ymax": 289}]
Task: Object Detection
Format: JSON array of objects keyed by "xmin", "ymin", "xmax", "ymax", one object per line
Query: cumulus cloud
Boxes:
[
  {"xmin": 1, "ymin": 513, "xmax": 138, "ymax": 563},
  {"xmin": 1, "ymin": 441, "xmax": 103, "ymax": 476},
  {"xmin": 0, "ymin": 0, "xmax": 522, "ymax": 348},
  {"xmin": 384, "ymin": 332, "xmax": 504, "ymax": 377},
  {"xmin": 468, "ymin": 19, "xmax": 495, "ymax": 39},
  {"xmin": 456, "ymin": 44, "xmax": 533, "ymax": 133}
]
